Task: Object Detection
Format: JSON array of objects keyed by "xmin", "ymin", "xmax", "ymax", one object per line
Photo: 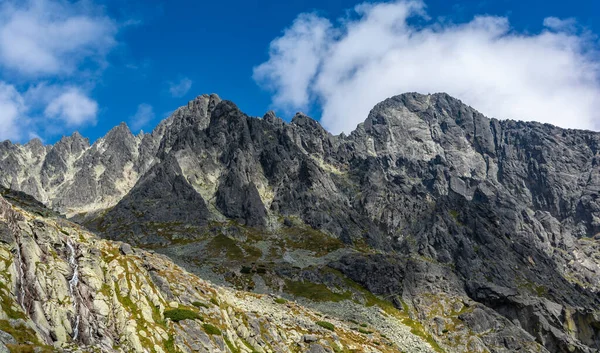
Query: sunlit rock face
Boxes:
[
  {"xmin": 0, "ymin": 92, "xmax": 599, "ymax": 352},
  {"xmin": 0, "ymin": 189, "xmax": 434, "ymax": 353}
]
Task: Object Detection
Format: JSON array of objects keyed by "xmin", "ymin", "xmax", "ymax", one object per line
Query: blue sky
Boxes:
[{"xmin": 0, "ymin": 0, "xmax": 599, "ymax": 144}]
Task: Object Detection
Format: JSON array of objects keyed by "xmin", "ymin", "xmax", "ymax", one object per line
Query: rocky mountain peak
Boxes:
[
  {"xmin": 97, "ymin": 121, "xmax": 137, "ymax": 153},
  {"xmin": 291, "ymin": 112, "xmax": 328, "ymax": 133},
  {"xmin": 53, "ymin": 131, "xmax": 90, "ymax": 155},
  {"xmin": 0, "ymin": 92, "xmax": 599, "ymax": 352}
]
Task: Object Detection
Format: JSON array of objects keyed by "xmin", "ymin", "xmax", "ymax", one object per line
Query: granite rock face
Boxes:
[
  {"xmin": 0, "ymin": 190, "xmax": 419, "ymax": 352},
  {"xmin": 1, "ymin": 92, "xmax": 599, "ymax": 352}
]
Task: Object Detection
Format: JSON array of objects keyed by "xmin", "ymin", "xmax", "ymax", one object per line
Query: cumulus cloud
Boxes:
[
  {"xmin": 44, "ymin": 88, "xmax": 98, "ymax": 126},
  {"xmin": 128, "ymin": 103, "xmax": 155, "ymax": 132},
  {"xmin": 168, "ymin": 77, "xmax": 193, "ymax": 98},
  {"xmin": 0, "ymin": 0, "xmax": 119, "ymax": 142},
  {"xmin": 0, "ymin": 83, "xmax": 27, "ymax": 141},
  {"xmin": 254, "ymin": 14, "xmax": 332, "ymax": 110},
  {"xmin": 0, "ymin": 0, "xmax": 117, "ymax": 77},
  {"xmin": 254, "ymin": 0, "xmax": 600, "ymax": 134}
]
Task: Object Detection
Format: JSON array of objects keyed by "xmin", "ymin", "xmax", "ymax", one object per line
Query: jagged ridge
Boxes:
[{"xmin": 0, "ymin": 92, "xmax": 599, "ymax": 352}]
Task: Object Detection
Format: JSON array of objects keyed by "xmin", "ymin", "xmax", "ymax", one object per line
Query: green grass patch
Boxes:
[
  {"xmin": 281, "ymin": 225, "xmax": 344, "ymax": 256},
  {"xmin": 210, "ymin": 297, "xmax": 219, "ymax": 306},
  {"xmin": 192, "ymin": 301, "xmax": 209, "ymax": 309},
  {"xmin": 0, "ymin": 282, "xmax": 27, "ymax": 320},
  {"xmin": 284, "ymin": 279, "xmax": 352, "ymax": 302},
  {"xmin": 224, "ymin": 336, "xmax": 240, "ymax": 353},
  {"xmin": 0, "ymin": 320, "xmax": 33, "ymax": 343},
  {"xmin": 6, "ymin": 344, "xmax": 53, "ymax": 353},
  {"xmin": 206, "ymin": 234, "xmax": 248, "ymax": 261},
  {"xmin": 202, "ymin": 323, "xmax": 222, "ymax": 335},
  {"xmin": 274, "ymin": 298, "xmax": 287, "ymax": 304},
  {"xmin": 316, "ymin": 321, "xmax": 335, "ymax": 331},
  {"xmin": 164, "ymin": 308, "xmax": 202, "ymax": 322},
  {"xmin": 163, "ymin": 335, "xmax": 177, "ymax": 353}
]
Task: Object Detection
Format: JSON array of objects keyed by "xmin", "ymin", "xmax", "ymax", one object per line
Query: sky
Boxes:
[{"xmin": 0, "ymin": 0, "xmax": 599, "ymax": 144}]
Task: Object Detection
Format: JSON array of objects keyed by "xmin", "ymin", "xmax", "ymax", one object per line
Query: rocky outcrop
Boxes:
[
  {"xmin": 1, "ymin": 92, "xmax": 599, "ymax": 352},
  {"xmin": 0, "ymin": 191, "xmax": 434, "ymax": 352}
]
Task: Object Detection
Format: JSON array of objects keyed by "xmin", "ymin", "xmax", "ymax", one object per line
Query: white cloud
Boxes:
[
  {"xmin": 253, "ymin": 13, "xmax": 332, "ymax": 110},
  {"xmin": 254, "ymin": 0, "xmax": 600, "ymax": 134},
  {"xmin": 0, "ymin": 0, "xmax": 117, "ymax": 77},
  {"xmin": 543, "ymin": 17, "xmax": 577, "ymax": 33},
  {"xmin": 128, "ymin": 103, "xmax": 155, "ymax": 132},
  {"xmin": 168, "ymin": 77, "xmax": 193, "ymax": 98},
  {"xmin": 0, "ymin": 0, "xmax": 121, "ymax": 142},
  {"xmin": 0, "ymin": 82, "xmax": 27, "ymax": 141},
  {"xmin": 44, "ymin": 88, "xmax": 98, "ymax": 126}
]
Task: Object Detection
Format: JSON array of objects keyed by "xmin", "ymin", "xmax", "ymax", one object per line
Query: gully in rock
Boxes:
[
  {"xmin": 14, "ymin": 237, "xmax": 26, "ymax": 310},
  {"xmin": 66, "ymin": 237, "xmax": 81, "ymax": 340}
]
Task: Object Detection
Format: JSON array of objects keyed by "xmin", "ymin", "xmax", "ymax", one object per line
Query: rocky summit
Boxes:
[{"xmin": 0, "ymin": 92, "xmax": 599, "ymax": 353}]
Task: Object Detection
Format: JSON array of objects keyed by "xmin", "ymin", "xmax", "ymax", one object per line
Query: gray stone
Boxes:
[
  {"xmin": 119, "ymin": 243, "xmax": 133, "ymax": 255},
  {"xmin": 302, "ymin": 334, "xmax": 318, "ymax": 343},
  {"xmin": 0, "ymin": 330, "xmax": 16, "ymax": 345}
]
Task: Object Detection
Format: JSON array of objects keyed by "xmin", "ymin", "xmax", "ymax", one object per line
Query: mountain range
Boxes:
[{"xmin": 0, "ymin": 92, "xmax": 599, "ymax": 353}]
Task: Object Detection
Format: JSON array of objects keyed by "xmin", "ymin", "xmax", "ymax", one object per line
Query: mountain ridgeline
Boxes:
[{"xmin": 0, "ymin": 92, "xmax": 599, "ymax": 353}]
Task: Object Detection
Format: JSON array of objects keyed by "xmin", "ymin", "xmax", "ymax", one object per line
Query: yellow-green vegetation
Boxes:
[
  {"xmin": 210, "ymin": 297, "xmax": 219, "ymax": 306},
  {"xmin": 448, "ymin": 210, "xmax": 463, "ymax": 226},
  {"xmin": 316, "ymin": 321, "xmax": 335, "ymax": 331},
  {"xmin": 164, "ymin": 308, "xmax": 202, "ymax": 322},
  {"xmin": 310, "ymin": 155, "xmax": 347, "ymax": 175},
  {"xmin": 0, "ymin": 319, "xmax": 53, "ymax": 353},
  {"xmin": 192, "ymin": 301, "xmax": 209, "ymax": 309},
  {"xmin": 202, "ymin": 323, "xmax": 222, "ymax": 335},
  {"xmin": 352, "ymin": 237, "xmax": 376, "ymax": 253},
  {"xmin": 280, "ymin": 225, "xmax": 344, "ymax": 257},
  {"xmin": 283, "ymin": 266, "xmax": 442, "ymax": 352},
  {"xmin": 0, "ymin": 282, "xmax": 27, "ymax": 320},
  {"xmin": 274, "ymin": 298, "xmax": 287, "ymax": 304},
  {"xmin": 224, "ymin": 337, "xmax": 240, "ymax": 353},
  {"xmin": 206, "ymin": 234, "xmax": 262, "ymax": 262},
  {"xmin": 284, "ymin": 279, "xmax": 352, "ymax": 302},
  {"xmin": 163, "ymin": 335, "xmax": 177, "ymax": 353},
  {"xmin": 110, "ymin": 256, "xmax": 181, "ymax": 352},
  {"xmin": 207, "ymin": 234, "xmax": 244, "ymax": 260},
  {"xmin": 324, "ymin": 268, "xmax": 445, "ymax": 353},
  {"xmin": 518, "ymin": 279, "xmax": 548, "ymax": 297}
]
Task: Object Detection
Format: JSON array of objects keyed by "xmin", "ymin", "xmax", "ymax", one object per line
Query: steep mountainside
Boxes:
[
  {"xmin": 1, "ymin": 92, "xmax": 599, "ymax": 352},
  {"xmin": 0, "ymin": 188, "xmax": 431, "ymax": 352}
]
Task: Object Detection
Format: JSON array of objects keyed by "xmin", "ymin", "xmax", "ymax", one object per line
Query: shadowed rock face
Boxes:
[{"xmin": 1, "ymin": 92, "xmax": 600, "ymax": 352}]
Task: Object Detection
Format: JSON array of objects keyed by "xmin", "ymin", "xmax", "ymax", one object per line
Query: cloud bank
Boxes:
[
  {"xmin": 254, "ymin": 0, "xmax": 600, "ymax": 134},
  {"xmin": 0, "ymin": 0, "xmax": 118, "ymax": 141}
]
